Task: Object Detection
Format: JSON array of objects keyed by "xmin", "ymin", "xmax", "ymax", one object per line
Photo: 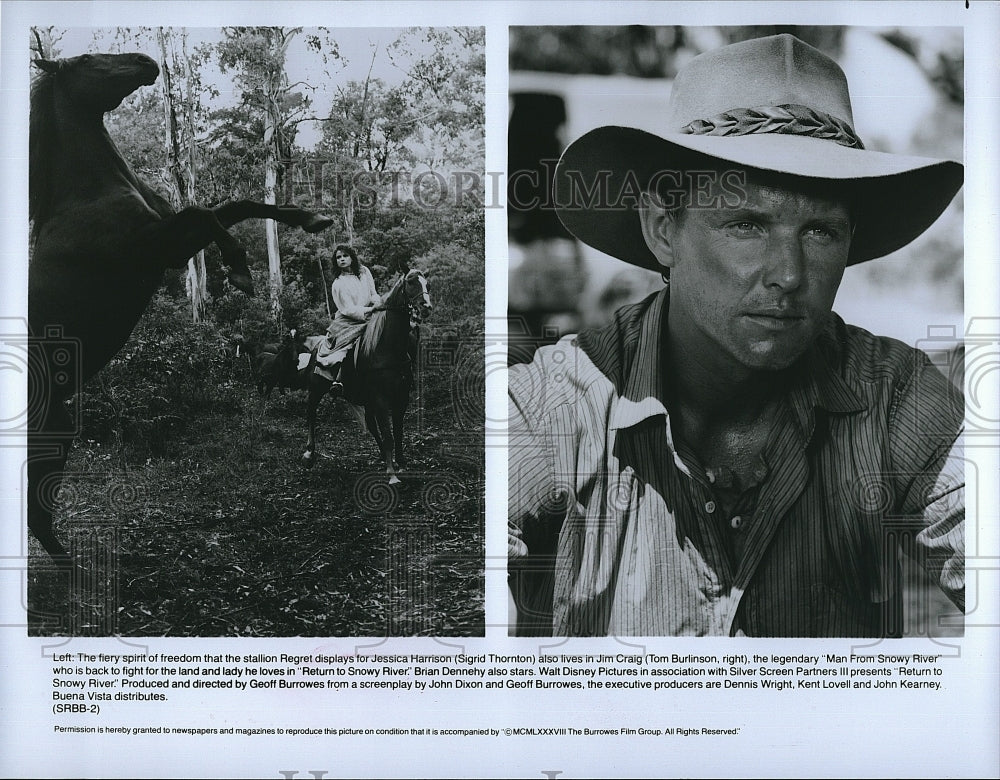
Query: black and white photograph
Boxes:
[
  {"xmin": 507, "ymin": 26, "xmax": 967, "ymax": 638},
  {"xmin": 22, "ymin": 24, "xmax": 485, "ymax": 637},
  {"xmin": 1, "ymin": 3, "xmax": 997, "ymax": 779}
]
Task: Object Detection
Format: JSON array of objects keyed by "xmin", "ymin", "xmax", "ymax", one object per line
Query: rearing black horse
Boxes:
[
  {"xmin": 28, "ymin": 52, "xmax": 333, "ymax": 566},
  {"xmin": 302, "ymin": 269, "xmax": 432, "ymax": 483}
]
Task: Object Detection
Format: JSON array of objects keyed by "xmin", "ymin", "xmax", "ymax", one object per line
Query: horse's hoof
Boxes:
[
  {"xmin": 301, "ymin": 451, "xmax": 314, "ymax": 468},
  {"xmin": 388, "ymin": 475, "xmax": 401, "ymax": 486},
  {"xmin": 304, "ymin": 215, "xmax": 335, "ymax": 233},
  {"xmin": 228, "ymin": 271, "xmax": 255, "ymax": 296}
]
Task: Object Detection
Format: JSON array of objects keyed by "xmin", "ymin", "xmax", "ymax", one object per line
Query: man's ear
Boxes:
[{"xmin": 638, "ymin": 192, "xmax": 679, "ymax": 270}]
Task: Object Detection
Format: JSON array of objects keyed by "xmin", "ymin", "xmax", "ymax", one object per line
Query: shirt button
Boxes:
[
  {"xmin": 730, "ymin": 515, "xmax": 743, "ymax": 530},
  {"xmin": 705, "ymin": 501, "xmax": 716, "ymax": 514}
]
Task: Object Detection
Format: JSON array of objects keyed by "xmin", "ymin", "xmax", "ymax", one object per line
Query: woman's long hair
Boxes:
[{"xmin": 331, "ymin": 244, "xmax": 361, "ymax": 278}]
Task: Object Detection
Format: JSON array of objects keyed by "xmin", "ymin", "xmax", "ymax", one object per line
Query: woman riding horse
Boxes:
[
  {"xmin": 316, "ymin": 245, "xmax": 381, "ymax": 390},
  {"xmin": 302, "ymin": 268, "xmax": 432, "ymax": 483}
]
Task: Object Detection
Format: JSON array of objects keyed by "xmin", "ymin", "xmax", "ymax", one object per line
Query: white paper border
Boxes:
[{"xmin": 2, "ymin": 2, "xmax": 997, "ymax": 778}]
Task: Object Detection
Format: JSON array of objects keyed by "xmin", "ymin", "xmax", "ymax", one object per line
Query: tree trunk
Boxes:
[
  {"xmin": 263, "ymin": 110, "xmax": 283, "ymax": 321},
  {"xmin": 344, "ymin": 191, "xmax": 355, "ymax": 244},
  {"xmin": 158, "ymin": 29, "xmax": 207, "ymax": 322},
  {"xmin": 157, "ymin": 31, "xmax": 184, "ymax": 200},
  {"xmin": 341, "ymin": 49, "xmax": 377, "ymax": 245},
  {"xmin": 182, "ymin": 33, "xmax": 208, "ymax": 322},
  {"xmin": 317, "ymin": 256, "xmax": 332, "ymax": 319},
  {"xmin": 260, "ymin": 28, "xmax": 300, "ymax": 323},
  {"xmin": 217, "ymin": 25, "xmax": 303, "ymax": 324}
]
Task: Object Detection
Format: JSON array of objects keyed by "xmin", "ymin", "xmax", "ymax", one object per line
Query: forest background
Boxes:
[{"xmin": 27, "ymin": 26, "xmax": 486, "ymax": 637}]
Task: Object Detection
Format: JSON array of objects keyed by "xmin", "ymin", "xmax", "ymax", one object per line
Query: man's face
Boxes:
[{"xmin": 658, "ymin": 171, "xmax": 852, "ymax": 373}]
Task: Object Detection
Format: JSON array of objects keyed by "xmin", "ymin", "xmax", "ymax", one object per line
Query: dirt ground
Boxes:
[{"xmin": 26, "ymin": 379, "xmax": 485, "ymax": 638}]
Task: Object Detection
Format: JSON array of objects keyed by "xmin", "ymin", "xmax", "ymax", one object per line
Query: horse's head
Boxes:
[
  {"xmin": 403, "ymin": 270, "xmax": 433, "ymax": 324},
  {"xmin": 284, "ymin": 328, "xmax": 309, "ymax": 352},
  {"xmin": 34, "ymin": 52, "xmax": 159, "ymax": 113}
]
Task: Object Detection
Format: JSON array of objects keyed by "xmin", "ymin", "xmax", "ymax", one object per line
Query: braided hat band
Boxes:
[{"xmin": 680, "ymin": 104, "xmax": 865, "ymax": 150}]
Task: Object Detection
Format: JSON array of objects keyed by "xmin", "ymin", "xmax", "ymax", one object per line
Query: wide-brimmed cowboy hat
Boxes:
[{"xmin": 553, "ymin": 33, "xmax": 963, "ymax": 269}]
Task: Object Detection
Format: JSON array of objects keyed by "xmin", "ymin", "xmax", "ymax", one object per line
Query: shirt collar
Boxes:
[
  {"xmin": 786, "ymin": 321, "xmax": 867, "ymax": 432},
  {"xmin": 610, "ymin": 286, "xmax": 671, "ymax": 429}
]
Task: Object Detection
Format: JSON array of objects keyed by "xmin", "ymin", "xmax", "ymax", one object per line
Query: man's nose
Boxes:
[{"xmin": 763, "ymin": 231, "xmax": 805, "ymax": 291}]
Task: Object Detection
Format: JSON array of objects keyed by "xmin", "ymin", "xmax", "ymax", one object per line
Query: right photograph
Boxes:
[{"xmin": 507, "ymin": 26, "xmax": 965, "ymax": 638}]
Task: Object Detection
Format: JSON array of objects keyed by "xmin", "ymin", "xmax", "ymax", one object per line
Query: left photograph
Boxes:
[{"xmin": 24, "ymin": 26, "xmax": 485, "ymax": 636}]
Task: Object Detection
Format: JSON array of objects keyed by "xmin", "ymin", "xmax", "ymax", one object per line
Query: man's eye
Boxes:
[
  {"xmin": 805, "ymin": 225, "xmax": 838, "ymax": 240},
  {"xmin": 729, "ymin": 221, "xmax": 760, "ymax": 234}
]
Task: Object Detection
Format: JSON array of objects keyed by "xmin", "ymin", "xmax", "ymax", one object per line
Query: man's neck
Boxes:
[
  {"xmin": 664, "ymin": 333, "xmax": 793, "ymax": 489},
  {"xmin": 664, "ymin": 335, "xmax": 787, "ymax": 426}
]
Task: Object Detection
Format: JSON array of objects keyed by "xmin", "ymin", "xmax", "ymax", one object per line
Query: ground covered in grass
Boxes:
[{"xmin": 27, "ymin": 367, "xmax": 484, "ymax": 638}]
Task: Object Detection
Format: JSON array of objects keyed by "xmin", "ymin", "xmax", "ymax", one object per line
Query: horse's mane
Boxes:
[
  {"xmin": 360, "ymin": 311, "xmax": 387, "ymax": 359},
  {"xmin": 359, "ymin": 271, "xmax": 415, "ymax": 357},
  {"xmin": 29, "ymin": 69, "xmax": 57, "ymax": 240}
]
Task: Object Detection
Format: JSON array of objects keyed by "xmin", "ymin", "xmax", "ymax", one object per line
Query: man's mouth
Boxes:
[{"xmin": 743, "ymin": 309, "xmax": 806, "ymax": 330}]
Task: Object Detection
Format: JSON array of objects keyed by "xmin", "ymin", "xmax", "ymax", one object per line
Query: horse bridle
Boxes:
[{"xmin": 379, "ymin": 272, "xmax": 431, "ymax": 327}]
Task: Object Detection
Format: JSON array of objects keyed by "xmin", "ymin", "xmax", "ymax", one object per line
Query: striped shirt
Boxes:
[{"xmin": 508, "ymin": 287, "xmax": 964, "ymax": 637}]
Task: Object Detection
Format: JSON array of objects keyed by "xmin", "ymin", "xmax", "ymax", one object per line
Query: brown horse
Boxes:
[
  {"xmin": 28, "ymin": 52, "xmax": 333, "ymax": 566},
  {"xmin": 301, "ymin": 269, "xmax": 432, "ymax": 483}
]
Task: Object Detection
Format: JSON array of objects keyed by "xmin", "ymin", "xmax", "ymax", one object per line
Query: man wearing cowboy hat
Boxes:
[{"xmin": 508, "ymin": 34, "xmax": 964, "ymax": 637}]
